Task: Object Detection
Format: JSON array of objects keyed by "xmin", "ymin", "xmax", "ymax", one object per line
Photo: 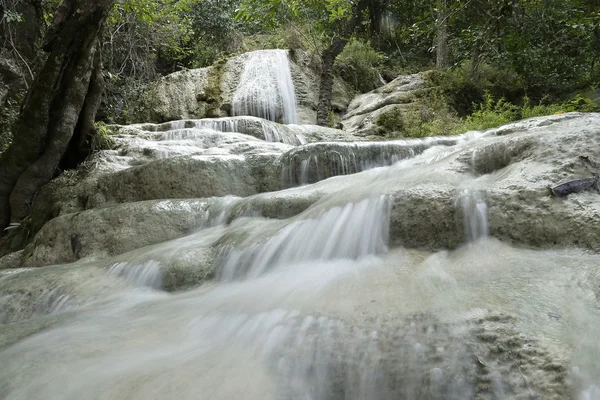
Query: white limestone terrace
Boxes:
[
  {"xmin": 1, "ymin": 113, "xmax": 600, "ymax": 399},
  {"xmin": 1, "ymin": 45, "xmax": 600, "ymax": 400}
]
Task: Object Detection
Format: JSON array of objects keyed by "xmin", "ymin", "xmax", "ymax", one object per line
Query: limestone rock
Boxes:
[
  {"xmin": 88, "ymin": 154, "xmax": 279, "ymax": 207},
  {"xmin": 134, "ymin": 68, "xmax": 214, "ymax": 123},
  {"xmin": 0, "ymin": 250, "xmax": 23, "ymax": 269},
  {"xmin": 22, "ymin": 199, "xmax": 220, "ymax": 268},
  {"xmin": 341, "ymin": 73, "xmax": 426, "ymax": 136}
]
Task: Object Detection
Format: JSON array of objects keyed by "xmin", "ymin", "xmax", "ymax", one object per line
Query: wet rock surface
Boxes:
[
  {"xmin": 16, "ymin": 113, "xmax": 600, "ymax": 268},
  {"xmin": 1, "ymin": 50, "xmax": 599, "ymax": 399},
  {"xmin": 341, "ymin": 73, "xmax": 427, "ymax": 137}
]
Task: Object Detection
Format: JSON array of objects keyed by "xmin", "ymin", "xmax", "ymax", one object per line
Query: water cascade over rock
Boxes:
[
  {"xmin": 1, "ymin": 54, "xmax": 600, "ymax": 399},
  {"xmin": 219, "ymin": 196, "xmax": 390, "ymax": 280},
  {"xmin": 231, "ymin": 50, "xmax": 298, "ymax": 124},
  {"xmin": 280, "ymin": 137, "xmax": 458, "ymax": 187}
]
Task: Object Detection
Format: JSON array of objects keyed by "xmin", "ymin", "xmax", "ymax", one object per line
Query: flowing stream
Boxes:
[{"xmin": 1, "ymin": 52, "xmax": 599, "ymax": 400}]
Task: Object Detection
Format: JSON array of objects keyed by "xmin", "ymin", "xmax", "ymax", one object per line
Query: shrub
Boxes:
[
  {"xmin": 336, "ymin": 40, "xmax": 384, "ymax": 93},
  {"xmin": 424, "ymin": 63, "xmax": 525, "ymax": 116},
  {"xmin": 376, "ymin": 91, "xmax": 461, "ymax": 138},
  {"xmin": 379, "ymin": 89, "xmax": 598, "ymax": 139},
  {"xmin": 456, "ymin": 92, "xmax": 519, "ymax": 132}
]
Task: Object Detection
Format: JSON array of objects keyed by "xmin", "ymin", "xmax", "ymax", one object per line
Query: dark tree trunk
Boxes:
[
  {"xmin": 435, "ymin": 0, "xmax": 450, "ymax": 69},
  {"xmin": 315, "ymin": 0, "xmax": 387, "ymax": 126},
  {"xmin": 593, "ymin": 24, "xmax": 600, "ymax": 76},
  {"xmin": 470, "ymin": 43, "xmax": 483, "ymax": 76},
  {"xmin": 61, "ymin": 49, "xmax": 105, "ymax": 169},
  {"xmin": 315, "ymin": 7, "xmax": 366, "ymax": 126},
  {"xmin": 316, "ymin": 41, "xmax": 349, "ymax": 126},
  {"xmin": 0, "ymin": 0, "xmax": 115, "ymax": 232}
]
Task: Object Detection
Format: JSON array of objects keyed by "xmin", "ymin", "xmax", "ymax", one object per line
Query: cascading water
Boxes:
[
  {"xmin": 151, "ymin": 117, "xmax": 306, "ymax": 145},
  {"xmin": 107, "ymin": 260, "xmax": 164, "ymax": 289},
  {"xmin": 232, "ymin": 50, "xmax": 298, "ymax": 124},
  {"xmin": 1, "ymin": 58, "xmax": 599, "ymax": 400},
  {"xmin": 280, "ymin": 137, "xmax": 458, "ymax": 187},
  {"xmin": 459, "ymin": 188, "xmax": 488, "ymax": 242},
  {"xmin": 219, "ymin": 196, "xmax": 390, "ymax": 280}
]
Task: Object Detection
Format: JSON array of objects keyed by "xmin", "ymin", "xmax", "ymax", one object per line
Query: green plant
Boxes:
[
  {"xmin": 91, "ymin": 122, "xmax": 116, "ymax": 151},
  {"xmin": 203, "ymin": 56, "xmax": 228, "ymax": 117},
  {"xmin": 336, "ymin": 40, "xmax": 384, "ymax": 93},
  {"xmin": 457, "ymin": 92, "xmax": 518, "ymax": 132},
  {"xmin": 424, "ymin": 63, "xmax": 525, "ymax": 117},
  {"xmin": 520, "ymin": 96, "xmax": 565, "ymax": 119},
  {"xmin": 327, "ymin": 110, "xmax": 337, "ymax": 128}
]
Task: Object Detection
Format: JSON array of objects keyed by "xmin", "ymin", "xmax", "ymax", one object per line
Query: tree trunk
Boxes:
[
  {"xmin": 316, "ymin": 2, "xmax": 369, "ymax": 126},
  {"xmin": 435, "ymin": 0, "xmax": 450, "ymax": 68},
  {"xmin": 316, "ymin": 42, "xmax": 347, "ymax": 126},
  {"xmin": 0, "ymin": 0, "xmax": 115, "ymax": 232},
  {"xmin": 61, "ymin": 49, "xmax": 105, "ymax": 169},
  {"xmin": 470, "ymin": 43, "xmax": 483, "ymax": 76},
  {"xmin": 593, "ymin": 24, "xmax": 600, "ymax": 77}
]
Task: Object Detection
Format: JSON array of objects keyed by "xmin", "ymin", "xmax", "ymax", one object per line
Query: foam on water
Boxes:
[{"xmin": 167, "ymin": 117, "xmax": 305, "ymax": 145}]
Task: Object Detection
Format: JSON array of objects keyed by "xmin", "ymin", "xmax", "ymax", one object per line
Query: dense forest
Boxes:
[{"xmin": 0, "ymin": 0, "xmax": 599, "ymax": 234}]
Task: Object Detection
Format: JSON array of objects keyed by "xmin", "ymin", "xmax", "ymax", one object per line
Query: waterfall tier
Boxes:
[
  {"xmin": 232, "ymin": 50, "xmax": 298, "ymax": 124},
  {"xmin": 1, "ymin": 110, "xmax": 600, "ymax": 399}
]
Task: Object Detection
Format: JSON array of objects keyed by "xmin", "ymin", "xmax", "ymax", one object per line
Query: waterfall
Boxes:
[
  {"xmin": 459, "ymin": 188, "xmax": 489, "ymax": 242},
  {"xmin": 108, "ymin": 260, "xmax": 164, "ymax": 289},
  {"xmin": 232, "ymin": 50, "xmax": 298, "ymax": 124},
  {"xmin": 1, "ymin": 105, "xmax": 599, "ymax": 400},
  {"xmin": 163, "ymin": 117, "xmax": 305, "ymax": 145},
  {"xmin": 279, "ymin": 137, "xmax": 461, "ymax": 188},
  {"xmin": 219, "ymin": 196, "xmax": 391, "ymax": 281}
]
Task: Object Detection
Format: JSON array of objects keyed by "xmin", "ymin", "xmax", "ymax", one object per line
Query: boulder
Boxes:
[
  {"xmin": 22, "ymin": 199, "xmax": 221, "ymax": 268},
  {"xmin": 341, "ymin": 73, "xmax": 427, "ymax": 136}
]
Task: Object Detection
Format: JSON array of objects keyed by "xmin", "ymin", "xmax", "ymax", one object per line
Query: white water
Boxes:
[
  {"xmin": 280, "ymin": 138, "xmax": 459, "ymax": 187},
  {"xmin": 107, "ymin": 260, "xmax": 164, "ymax": 289},
  {"xmin": 219, "ymin": 196, "xmax": 390, "ymax": 281},
  {"xmin": 1, "ymin": 71, "xmax": 599, "ymax": 400},
  {"xmin": 232, "ymin": 50, "xmax": 298, "ymax": 124},
  {"xmin": 459, "ymin": 188, "xmax": 488, "ymax": 242},
  {"xmin": 166, "ymin": 117, "xmax": 306, "ymax": 145}
]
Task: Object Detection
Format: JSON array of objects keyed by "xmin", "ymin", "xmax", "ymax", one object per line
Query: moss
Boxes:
[
  {"xmin": 91, "ymin": 122, "xmax": 116, "ymax": 151},
  {"xmin": 375, "ymin": 88, "xmax": 461, "ymax": 138},
  {"xmin": 204, "ymin": 57, "xmax": 228, "ymax": 117}
]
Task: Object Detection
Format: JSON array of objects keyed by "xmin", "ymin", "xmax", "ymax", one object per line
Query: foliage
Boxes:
[
  {"xmin": 378, "ymin": 83, "xmax": 599, "ymax": 139},
  {"xmin": 336, "ymin": 40, "xmax": 384, "ymax": 93},
  {"xmin": 425, "ymin": 65, "xmax": 525, "ymax": 116},
  {"xmin": 376, "ymin": 89, "xmax": 460, "ymax": 138},
  {"xmin": 457, "ymin": 93, "xmax": 519, "ymax": 132},
  {"xmin": 91, "ymin": 122, "xmax": 115, "ymax": 151},
  {"xmin": 236, "ymin": 0, "xmax": 354, "ymax": 60}
]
